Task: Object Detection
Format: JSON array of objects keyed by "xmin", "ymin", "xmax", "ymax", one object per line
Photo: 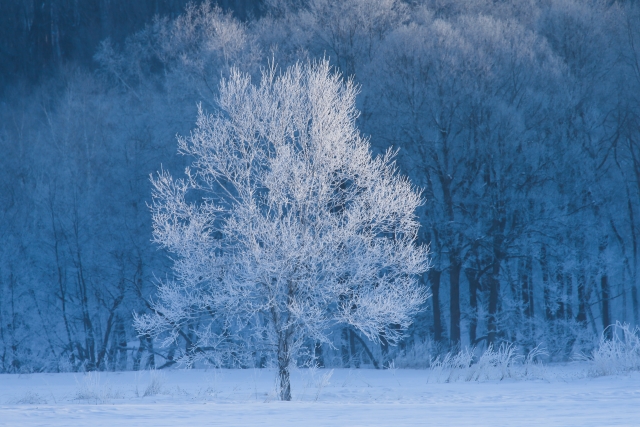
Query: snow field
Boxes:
[{"xmin": 1, "ymin": 365, "xmax": 640, "ymax": 426}]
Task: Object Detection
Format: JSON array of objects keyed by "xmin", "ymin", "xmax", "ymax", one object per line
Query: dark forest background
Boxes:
[
  {"xmin": 0, "ymin": 0, "xmax": 261, "ymax": 88},
  {"xmin": 1, "ymin": 0, "xmax": 640, "ymax": 372}
]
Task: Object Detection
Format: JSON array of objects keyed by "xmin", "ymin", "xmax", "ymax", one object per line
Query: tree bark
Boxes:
[
  {"xmin": 341, "ymin": 328, "xmax": 350, "ymax": 367},
  {"xmin": 601, "ymin": 274, "xmax": 611, "ymax": 339},
  {"xmin": 600, "ymin": 237, "xmax": 611, "ymax": 339},
  {"xmin": 576, "ymin": 271, "xmax": 587, "ymax": 326},
  {"xmin": 465, "ymin": 267, "xmax": 479, "ymax": 344},
  {"xmin": 540, "ymin": 246, "xmax": 555, "ymax": 323},
  {"xmin": 350, "ymin": 331, "xmax": 380, "ymax": 369},
  {"xmin": 429, "ymin": 269, "xmax": 443, "ymax": 343},
  {"xmin": 277, "ymin": 334, "xmax": 292, "ymax": 401},
  {"xmin": 96, "ymin": 293, "xmax": 124, "ymax": 370},
  {"xmin": 349, "ymin": 329, "xmax": 360, "ymax": 368},
  {"xmin": 314, "ymin": 341, "xmax": 324, "ymax": 368},
  {"xmin": 487, "ymin": 257, "xmax": 500, "ymax": 345},
  {"xmin": 379, "ymin": 331, "xmax": 390, "ymax": 368},
  {"xmin": 449, "ymin": 257, "xmax": 461, "ymax": 347},
  {"xmin": 522, "ymin": 257, "xmax": 534, "ymax": 321}
]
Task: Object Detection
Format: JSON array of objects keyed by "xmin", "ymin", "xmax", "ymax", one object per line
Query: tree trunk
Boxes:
[
  {"xmin": 340, "ymin": 328, "xmax": 350, "ymax": 367},
  {"xmin": 349, "ymin": 329, "xmax": 360, "ymax": 368},
  {"xmin": 601, "ymin": 274, "xmax": 611, "ymax": 339},
  {"xmin": 487, "ymin": 257, "xmax": 500, "ymax": 345},
  {"xmin": 576, "ymin": 271, "xmax": 587, "ymax": 326},
  {"xmin": 8, "ymin": 274, "xmax": 20, "ymax": 371},
  {"xmin": 586, "ymin": 277, "xmax": 600, "ymax": 336},
  {"xmin": 277, "ymin": 334, "xmax": 292, "ymax": 401},
  {"xmin": 278, "ymin": 364, "xmax": 291, "ymax": 401},
  {"xmin": 564, "ymin": 271, "xmax": 573, "ymax": 320},
  {"xmin": 627, "ymin": 143, "xmax": 640, "ymax": 325},
  {"xmin": 115, "ymin": 314, "xmax": 128, "ymax": 371},
  {"xmin": 429, "ymin": 269, "xmax": 443, "ymax": 343},
  {"xmin": 96, "ymin": 293, "xmax": 124, "ymax": 370},
  {"xmin": 314, "ymin": 341, "xmax": 324, "ymax": 368},
  {"xmin": 540, "ymin": 246, "xmax": 555, "ymax": 323},
  {"xmin": 555, "ymin": 266, "xmax": 566, "ymax": 321},
  {"xmin": 350, "ymin": 332, "xmax": 380, "ymax": 369},
  {"xmin": 599, "ymin": 237, "xmax": 611, "ymax": 339},
  {"xmin": 633, "ymin": 283, "xmax": 640, "ymax": 326},
  {"xmin": 522, "ymin": 257, "xmax": 534, "ymax": 321},
  {"xmin": 449, "ymin": 257, "xmax": 461, "ymax": 347},
  {"xmin": 465, "ymin": 267, "xmax": 479, "ymax": 344},
  {"xmin": 145, "ymin": 335, "xmax": 155, "ymax": 369},
  {"xmin": 628, "ymin": 193, "xmax": 640, "ymax": 325},
  {"xmin": 379, "ymin": 331, "xmax": 390, "ymax": 368}
]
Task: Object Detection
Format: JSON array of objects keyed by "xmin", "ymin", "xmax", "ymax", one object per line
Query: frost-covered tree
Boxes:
[
  {"xmin": 368, "ymin": 9, "xmax": 566, "ymax": 348},
  {"xmin": 134, "ymin": 60, "xmax": 429, "ymax": 400}
]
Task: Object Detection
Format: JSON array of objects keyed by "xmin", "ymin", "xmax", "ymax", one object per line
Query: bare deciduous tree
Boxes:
[{"xmin": 134, "ymin": 60, "xmax": 429, "ymax": 400}]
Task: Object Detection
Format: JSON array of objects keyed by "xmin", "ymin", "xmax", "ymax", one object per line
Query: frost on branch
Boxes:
[{"xmin": 134, "ymin": 60, "xmax": 429, "ymax": 400}]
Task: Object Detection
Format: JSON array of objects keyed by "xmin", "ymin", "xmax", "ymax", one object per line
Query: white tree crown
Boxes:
[{"xmin": 135, "ymin": 59, "xmax": 429, "ymax": 366}]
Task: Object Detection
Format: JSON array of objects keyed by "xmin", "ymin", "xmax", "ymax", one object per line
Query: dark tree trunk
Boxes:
[
  {"xmin": 540, "ymin": 246, "xmax": 555, "ymax": 323},
  {"xmin": 340, "ymin": 328, "xmax": 350, "ymax": 367},
  {"xmin": 576, "ymin": 271, "xmax": 587, "ymax": 326},
  {"xmin": 145, "ymin": 335, "xmax": 155, "ymax": 369},
  {"xmin": 96, "ymin": 293, "xmax": 124, "ymax": 370},
  {"xmin": 562, "ymin": 271, "xmax": 575, "ymax": 358},
  {"xmin": 564, "ymin": 271, "xmax": 573, "ymax": 320},
  {"xmin": 465, "ymin": 268, "xmax": 480, "ymax": 344},
  {"xmin": 601, "ymin": 274, "xmax": 611, "ymax": 339},
  {"xmin": 487, "ymin": 257, "xmax": 500, "ymax": 345},
  {"xmin": 521, "ymin": 257, "xmax": 534, "ymax": 321},
  {"xmin": 556, "ymin": 266, "xmax": 566, "ymax": 321},
  {"xmin": 626, "ymin": 147, "xmax": 640, "ymax": 326},
  {"xmin": 314, "ymin": 342, "xmax": 324, "ymax": 368},
  {"xmin": 429, "ymin": 269, "xmax": 443, "ymax": 343},
  {"xmin": 633, "ymin": 284, "xmax": 640, "ymax": 326},
  {"xmin": 50, "ymin": 205, "xmax": 74, "ymax": 356},
  {"xmin": 350, "ymin": 332, "xmax": 380, "ymax": 369},
  {"xmin": 449, "ymin": 258, "xmax": 461, "ymax": 347},
  {"xmin": 349, "ymin": 329, "xmax": 360, "ymax": 368},
  {"xmin": 133, "ymin": 334, "xmax": 153, "ymax": 371},
  {"xmin": 277, "ymin": 333, "xmax": 292, "ymax": 401},
  {"xmin": 379, "ymin": 331, "xmax": 390, "ymax": 368},
  {"xmin": 599, "ymin": 237, "xmax": 611, "ymax": 339},
  {"xmin": 278, "ymin": 364, "xmax": 291, "ymax": 401},
  {"xmin": 585, "ymin": 277, "xmax": 600, "ymax": 336},
  {"xmin": 77, "ymin": 264, "xmax": 96, "ymax": 370},
  {"xmin": 115, "ymin": 314, "xmax": 128, "ymax": 371}
]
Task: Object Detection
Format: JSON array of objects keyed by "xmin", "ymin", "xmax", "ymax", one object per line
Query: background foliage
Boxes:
[{"xmin": 2, "ymin": 0, "xmax": 640, "ymax": 372}]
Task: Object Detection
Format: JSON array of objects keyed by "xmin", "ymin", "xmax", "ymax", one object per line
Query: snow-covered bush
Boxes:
[
  {"xmin": 143, "ymin": 370, "xmax": 165, "ymax": 397},
  {"xmin": 589, "ymin": 322, "xmax": 640, "ymax": 377},
  {"xmin": 74, "ymin": 372, "xmax": 123, "ymax": 403},
  {"xmin": 428, "ymin": 347, "xmax": 474, "ymax": 382},
  {"xmin": 391, "ymin": 337, "xmax": 443, "ymax": 369},
  {"xmin": 466, "ymin": 343, "xmax": 520, "ymax": 381},
  {"xmin": 8, "ymin": 391, "xmax": 48, "ymax": 405},
  {"xmin": 422, "ymin": 343, "xmax": 547, "ymax": 383}
]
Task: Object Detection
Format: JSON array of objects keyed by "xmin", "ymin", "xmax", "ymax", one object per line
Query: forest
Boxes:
[{"xmin": 1, "ymin": 0, "xmax": 640, "ymax": 373}]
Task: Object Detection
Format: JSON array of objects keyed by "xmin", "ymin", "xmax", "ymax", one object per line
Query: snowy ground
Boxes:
[{"xmin": 1, "ymin": 365, "xmax": 639, "ymax": 426}]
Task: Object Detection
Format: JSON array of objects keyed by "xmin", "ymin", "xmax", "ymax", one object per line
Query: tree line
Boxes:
[
  {"xmin": 1, "ymin": 0, "xmax": 639, "ymax": 372},
  {"xmin": 0, "ymin": 0, "xmax": 261, "ymax": 88}
]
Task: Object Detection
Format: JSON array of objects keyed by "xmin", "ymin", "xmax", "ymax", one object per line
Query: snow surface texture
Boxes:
[{"xmin": 1, "ymin": 365, "xmax": 639, "ymax": 426}]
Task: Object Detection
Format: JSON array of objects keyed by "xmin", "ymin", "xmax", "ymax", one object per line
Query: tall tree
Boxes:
[{"xmin": 135, "ymin": 61, "xmax": 429, "ymax": 400}]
